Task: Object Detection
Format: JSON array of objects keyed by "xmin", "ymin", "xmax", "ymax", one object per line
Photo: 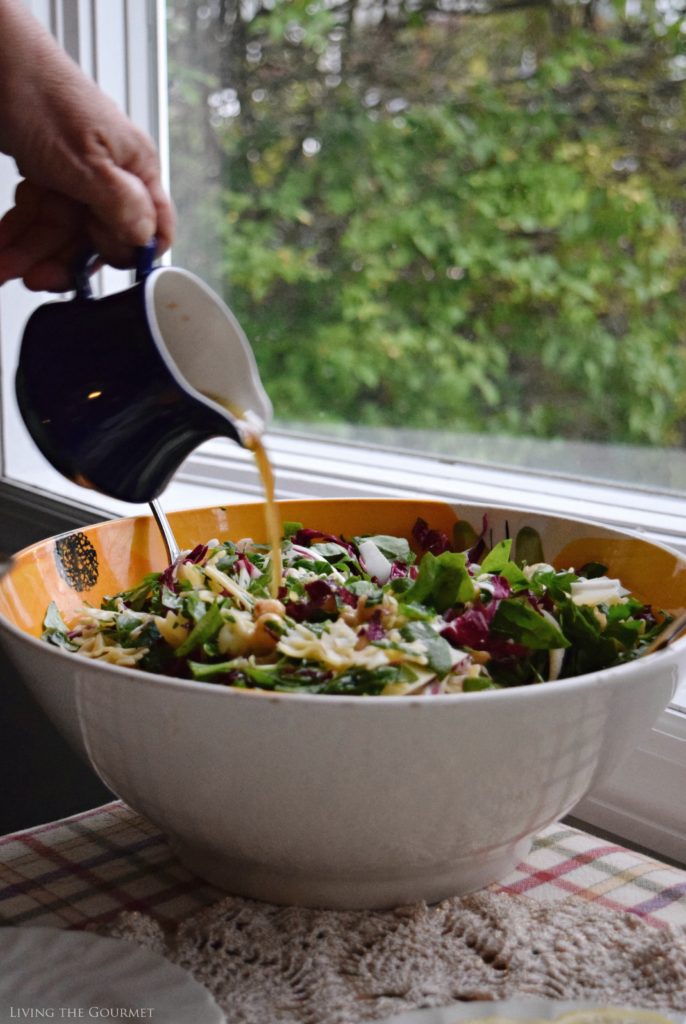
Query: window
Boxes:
[
  {"xmin": 167, "ymin": 0, "xmax": 686, "ymax": 494},
  {"xmin": 0, "ymin": 0, "xmax": 684, "ymax": 861}
]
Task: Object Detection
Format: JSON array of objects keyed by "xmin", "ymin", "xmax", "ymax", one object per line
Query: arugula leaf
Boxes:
[
  {"xmin": 477, "ymin": 539, "xmax": 531, "ymax": 587},
  {"xmin": 528, "ymin": 569, "xmax": 578, "ymax": 602},
  {"xmin": 175, "ymin": 602, "xmax": 224, "ymax": 658},
  {"xmin": 604, "ymin": 617, "xmax": 643, "ymax": 647},
  {"xmin": 248, "ymin": 571, "xmax": 272, "ymax": 597},
  {"xmin": 43, "ymin": 601, "xmax": 70, "ymax": 634},
  {"xmin": 639, "ymin": 611, "xmax": 672, "ymax": 648},
  {"xmin": 496, "ymin": 561, "xmax": 529, "ymax": 589},
  {"xmin": 42, "ymin": 601, "xmax": 78, "ymax": 651},
  {"xmin": 128, "ymin": 620, "xmax": 161, "ymax": 649},
  {"xmin": 103, "ymin": 573, "xmax": 161, "ymax": 612},
  {"xmin": 181, "ymin": 591, "xmax": 209, "ymax": 623},
  {"xmin": 601, "ymin": 601, "xmax": 649, "ymax": 649},
  {"xmin": 346, "ymin": 579, "xmax": 384, "ymax": 604},
  {"xmin": 396, "ymin": 601, "xmax": 435, "ymax": 621},
  {"xmin": 463, "ymin": 676, "xmax": 499, "ymax": 692},
  {"xmin": 245, "ymin": 549, "xmax": 268, "ymax": 565},
  {"xmin": 312, "ymin": 542, "xmax": 352, "ymax": 561},
  {"xmin": 214, "ymin": 553, "xmax": 238, "ymax": 573},
  {"xmin": 161, "ymin": 584, "xmax": 183, "ymax": 611},
  {"xmin": 405, "ymin": 551, "xmax": 477, "ymax": 612},
  {"xmin": 488, "ymin": 651, "xmax": 549, "ymax": 687},
  {"xmin": 557, "ymin": 603, "xmax": 618, "ymax": 676},
  {"xmin": 401, "ymin": 620, "xmax": 453, "ymax": 677},
  {"xmin": 113, "ymin": 612, "xmax": 145, "ymax": 647},
  {"xmin": 579, "ymin": 561, "xmax": 608, "ymax": 579},
  {"xmin": 320, "ymin": 666, "xmax": 399, "ymax": 695},
  {"xmin": 480, "ymin": 539, "xmax": 513, "ymax": 573},
  {"xmin": 139, "ymin": 638, "xmax": 177, "ymax": 675},
  {"xmin": 491, "ymin": 599, "xmax": 570, "ymax": 650},
  {"xmin": 189, "ymin": 659, "xmax": 276, "ymax": 685},
  {"xmin": 282, "ymin": 521, "xmax": 303, "ymax": 538},
  {"xmin": 298, "ymin": 558, "xmax": 336, "ymax": 576},
  {"xmin": 607, "ymin": 598, "xmax": 644, "ymax": 621}
]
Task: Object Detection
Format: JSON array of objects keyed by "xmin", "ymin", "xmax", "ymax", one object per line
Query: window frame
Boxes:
[{"xmin": 0, "ymin": 0, "xmax": 683, "ymax": 865}]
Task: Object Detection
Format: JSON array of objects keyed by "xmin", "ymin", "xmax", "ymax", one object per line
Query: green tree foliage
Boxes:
[{"xmin": 168, "ymin": 0, "xmax": 686, "ymax": 444}]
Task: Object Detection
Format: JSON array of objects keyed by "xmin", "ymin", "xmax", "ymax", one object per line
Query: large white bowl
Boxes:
[{"xmin": 0, "ymin": 498, "xmax": 684, "ymax": 909}]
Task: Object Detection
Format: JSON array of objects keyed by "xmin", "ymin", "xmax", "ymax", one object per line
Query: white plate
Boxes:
[
  {"xmin": 0, "ymin": 926, "xmax": 224, "ymax": 1024},
  {"xmin": 375, "ymin": 999, "xmax": 686, "ymax": 1024}
]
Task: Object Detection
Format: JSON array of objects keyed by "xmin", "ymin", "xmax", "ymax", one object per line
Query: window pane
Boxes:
[{"xmin": 166, "ymin": 0, "xmax": 686, "ymax": 491}]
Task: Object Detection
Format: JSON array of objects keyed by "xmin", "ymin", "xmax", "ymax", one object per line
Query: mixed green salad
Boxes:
[{"xmin": 42, "ymin": 517, "xmax": 667, "ymax": 695}]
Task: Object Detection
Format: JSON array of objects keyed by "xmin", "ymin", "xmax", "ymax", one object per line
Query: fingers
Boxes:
[
  {"xmin": 22, "ymin": 252, "xmax": 102, "ymax": 293},
  {"xmin": 64, "ymin": 121, "xmax": 175, "ymax": 263},
  {"xmin": 0, "ymin": 181, "xmax": 87, "ymax": 290},
  {"xmin": 0, "ymin": 123, "xmax": 175, "ymax": 289},
  {"xmin": 0, "ymin": 168, "xmax": 174, "ymax": 291},
  {"xmin": 84, "ymin": 161, "xmax": 175, "ymax": 267}
]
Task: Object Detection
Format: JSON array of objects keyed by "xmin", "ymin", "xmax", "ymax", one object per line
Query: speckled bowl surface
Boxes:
[{"xmin": 0, "ymin": 498, "xmax": 684, "ymax": 908}]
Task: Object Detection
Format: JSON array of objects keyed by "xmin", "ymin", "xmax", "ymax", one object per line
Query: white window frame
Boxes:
[{"xmin": 0, "ymin": 0, "xmax": 684, "ymax": 864}]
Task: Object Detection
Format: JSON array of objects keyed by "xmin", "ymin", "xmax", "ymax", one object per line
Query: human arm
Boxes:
[{"xmin": 0, "ymin": 0, "xmax": 174, "ymax": 291}]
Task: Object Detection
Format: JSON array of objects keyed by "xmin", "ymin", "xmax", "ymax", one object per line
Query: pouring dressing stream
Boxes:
[{"xmin": 201, "ymin": 394, "xmax": 283, "ymax": 600}]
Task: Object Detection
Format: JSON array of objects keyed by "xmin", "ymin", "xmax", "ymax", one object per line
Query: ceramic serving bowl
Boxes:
[{"xmin": 0, "ymin": 498, "xmax": 684, "ymax": 910}]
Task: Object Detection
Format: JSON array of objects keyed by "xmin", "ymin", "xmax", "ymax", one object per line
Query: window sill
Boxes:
[
  {"xmin": 181, "ymin": 432, "xmax": 686, "ymax": 553},
  {"xmin": 573, "ymin": 705, "xmax": 686, "ymax": 866}
]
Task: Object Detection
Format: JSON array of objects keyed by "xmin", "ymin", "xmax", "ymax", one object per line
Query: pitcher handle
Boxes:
[
  {"xmin": 74, "ymin": 239, "xmax": 157, "ymax": 299},
  {"xmin": 74, "ymin": 251, "xmax": 99, "ymax": 300},
  {"xmin": 135, "ymin": 239, "xmax": 158, "ymax": 282}
]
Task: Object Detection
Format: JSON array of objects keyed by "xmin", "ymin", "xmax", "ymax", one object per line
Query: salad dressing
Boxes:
[
  {"xmin": 203, "ymin": 392, "xmax": 282, "ymax": 599},
  {"xmin": 244, "ymin": 432, "xmax": 282, "ymax": 600}
]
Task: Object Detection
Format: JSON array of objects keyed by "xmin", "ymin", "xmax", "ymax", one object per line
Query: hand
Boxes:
[{"xmin": 0, "ymin": 0, "xmax": 175, "ymax": 291}]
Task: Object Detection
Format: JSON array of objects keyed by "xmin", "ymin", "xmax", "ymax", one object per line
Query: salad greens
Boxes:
[{"xmin": 41, "ymin": 518, "xmax": 668, "ymax": 695}]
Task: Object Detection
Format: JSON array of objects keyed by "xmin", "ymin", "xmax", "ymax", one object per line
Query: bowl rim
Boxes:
[{"xmin": 1, "ymin": 496, "xmax": 684, "ymax": 708}]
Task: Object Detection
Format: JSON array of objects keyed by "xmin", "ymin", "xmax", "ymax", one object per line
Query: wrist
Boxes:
[{"xmin": 0, "ymin": 1, "xmax": 75, "ymax": 155}]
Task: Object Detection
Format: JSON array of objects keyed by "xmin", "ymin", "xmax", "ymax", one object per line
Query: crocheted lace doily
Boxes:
[{"xmin": 106, "ymin": 890, "xmax": 686, "ymax": 1024}]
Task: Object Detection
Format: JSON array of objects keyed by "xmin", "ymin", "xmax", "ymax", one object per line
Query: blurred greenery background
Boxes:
[{"xmin": 167, "ymin": 0, "xmax": 686, "ymax": 477}]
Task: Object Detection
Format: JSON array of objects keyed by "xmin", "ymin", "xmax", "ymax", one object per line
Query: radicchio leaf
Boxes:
[
  {"xmin": 161, "ymin": 563, "xmax": 177, "ymax": 590},
  {"xmin": 467, "ymin": 514, "xmax": 489, "ymax": 565},
  {"xmin": 237, "ymin": 552, "xmax": 261, "ymax": 578},
  {"xmin": 290, "ymin": 529, "xmax": 358, "ymax": 560},
  {"xmin": 390, "ymin": 561, "xmax": 410, "ymax": 580},
  {"xmin": 185, "ymin": 544, "xmax": 208, "ymax": 565},
  {"xmin": 412, "ymin": 517, "xmax": 452, "ymax": 555},
  {"xmin": 360, "ymin": 613, "xmax": 386, "ymax": 642},
  {"xmin": 441, "ymin": 589, "xmax": 530, "ymax": 660},
  {"xmin": 285, "ymin": 578, "xmax": 339, "ymax": 621}
]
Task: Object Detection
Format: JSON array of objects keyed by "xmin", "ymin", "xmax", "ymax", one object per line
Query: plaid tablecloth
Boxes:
[{"xmin": 1, "ymin": 802, "xmax": 685, "ymax": 932}]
